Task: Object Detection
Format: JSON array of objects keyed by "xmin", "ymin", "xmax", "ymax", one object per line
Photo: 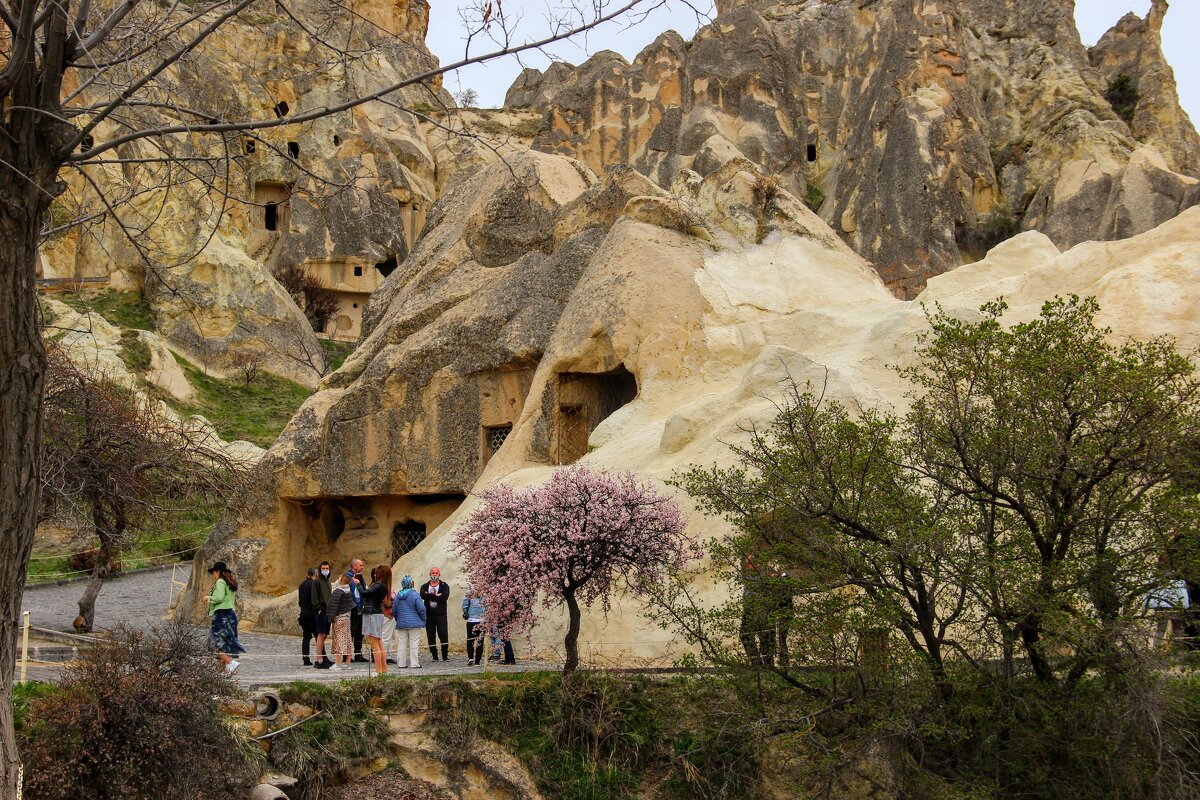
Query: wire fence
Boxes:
[{"xmin": 25, "ymin": 528, "xmax": 212, "ymax": 584}]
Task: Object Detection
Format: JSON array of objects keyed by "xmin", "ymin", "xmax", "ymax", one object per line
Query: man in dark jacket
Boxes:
[
  {"xmin": 298, "ymin": 567, "xmax": 317, "ymax": 665},
  {"xmin": 348, "ymin": 558, "xmax": 368, "ymax": 663},
  {"xmin": 420, "ymin": 566, "xmax": 451, "ymax": 661},
  {"xmin": 312, "ymin": 560, "xmax": 334, "ymax": 668}
]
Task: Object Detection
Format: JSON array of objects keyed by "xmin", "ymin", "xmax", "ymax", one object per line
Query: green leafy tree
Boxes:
[{"xmin": 669, "ymin": 296, "xmax": 1200, "ymax": 796}]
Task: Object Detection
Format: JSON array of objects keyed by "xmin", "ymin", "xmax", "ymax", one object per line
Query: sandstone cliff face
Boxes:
[
  {"xmin": 510, "ymin": 0, "xmax": 1200, "ymax": 296},
  {"xmin": 188, "ymin": 134, "xmax": 1200, "ymax": 659},
  {"xmin": 42, "ymin": 0, "xmax": 449, "ymax": 382},
  {"xmin": 1088, "ymin": 0, "xmax": 1200, "ymax": 176},
  {"xmin": 179, "ymin": 148, "xmax": 857, "ymax": 630}
]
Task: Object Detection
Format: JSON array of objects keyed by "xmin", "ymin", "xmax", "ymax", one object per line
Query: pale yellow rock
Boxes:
[
  {"xmin": 138, "ymin": 330, "xmax": 196, "ymax": 403},
  {"xmin": 193, "ymin": 150, "xmax": 1200, "ymax": 665}
]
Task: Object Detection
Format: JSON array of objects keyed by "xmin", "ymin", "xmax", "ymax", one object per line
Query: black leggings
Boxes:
[{"xmin": 426, "ymin": 614, "xmax": 449, "ymax": 660}]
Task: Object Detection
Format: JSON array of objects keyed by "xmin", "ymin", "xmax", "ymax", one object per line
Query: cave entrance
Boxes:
[
  {"xmin": 253, "ymin": 181, "xmax": 292, "ymax": 234},
  {"xmin": 553, "ymin": 365, "xmax": 638, "ymax": 465},
  {"xmin": 293, "ymin": 493, "xmax": 465, "ymax": 577},
  {"xmin": 376, "ymin": 255, "xmax": 398, "ymax": 278},
  {"xmin": 391, "ymin": 521, "xmax": 427, "ymax": 562},
  {"xmin": 806, "ymin": 143, "xmax": 817, "ymax": 162}
]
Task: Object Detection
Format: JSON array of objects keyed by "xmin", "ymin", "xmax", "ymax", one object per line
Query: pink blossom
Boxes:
[{"xmin": 454, "ymin": 465, "xmax": 698, "ymax": 671}]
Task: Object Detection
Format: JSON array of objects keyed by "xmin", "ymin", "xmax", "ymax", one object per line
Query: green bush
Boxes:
[
  {"xmin": 804, "ymin": 182, "xmax": 825, "ymax": 212},
  {"xmin": 512, "ymin": 117, "xmax": 545, "ymax": 138},
  {"xmin": 118, "ymin": 329, "xmax": 152, "ymax": 373},
  {"xmin": 1105, "ymin": 73, "xmax": 1138, "ymax": 126},
  {"xmin": 450, "ymin": 672, "xmax": 760, "ymax": 800}
]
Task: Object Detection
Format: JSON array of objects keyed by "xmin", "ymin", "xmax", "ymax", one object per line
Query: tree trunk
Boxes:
[
  {"xmin": 76, "ymin": 545, "xmax": 118, "ymax": 633},
  {"xmin": 0, "ymin": 193, "xmax": 52, "ymax": 797},
  {"xmin": 1, "ymin": 38, "xmax": 69, "ymax": 786},
  {"xmin": 563, "ymin": 590, "xmax": 581, "ymax": 674}
]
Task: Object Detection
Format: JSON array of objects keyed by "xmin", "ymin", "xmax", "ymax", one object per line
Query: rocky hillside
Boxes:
[
  {"xmin": 509, "ymin": 0, "xmax": 1200, "ymax": 295},
  {"xmin": 42, "ymin": 0, "xmax": 451, "ymax": 384},
  {"xmin": 184, "ymin": 145, "xmax": 1200, "ymax": 658}
]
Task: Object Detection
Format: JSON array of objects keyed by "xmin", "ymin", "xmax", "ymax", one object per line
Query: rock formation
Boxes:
[
  {"xmin": 509, "ymin": 0, "xmax": 1200, "ymax": 296},
  {"xmin": 42, "ymin": 297, "xmax": 266, "ymax": 465},
  {"xmin": 1089, "ymin": 0, "xmax": 1200, "ymax": 176},
  {"xmin": 183, "ymin": 133, "xmax": 1200, "ymax": 661},
  {"xmin": 41, "ymin": 0, "xmax": 451, "ymax": 381}
]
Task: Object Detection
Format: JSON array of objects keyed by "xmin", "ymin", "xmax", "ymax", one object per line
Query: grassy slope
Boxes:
[
  {"xmin": 168, "ymin": 355, "xmax": 313, "ymax": 448},
  {"xmin": 34, "ymin": 289, "xmax": 334, "ymax": 578}
]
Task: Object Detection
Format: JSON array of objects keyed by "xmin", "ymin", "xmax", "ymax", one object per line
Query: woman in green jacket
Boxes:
[{"xmin": 207, "ymin": 561, "xmax": 246, "ymax": 677}]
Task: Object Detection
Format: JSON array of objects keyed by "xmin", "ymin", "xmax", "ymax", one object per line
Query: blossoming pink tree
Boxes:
[{"xmin": 455, "ymin": 465, "xmax": 698, "ymax": 673}]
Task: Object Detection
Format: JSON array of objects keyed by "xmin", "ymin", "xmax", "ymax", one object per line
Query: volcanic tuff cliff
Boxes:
[
  {"xmin": 184, "ymin": 145, "xmax": 1200, "ymax": 658},
  {"xmin": 42, "ymin": 0, "xmax": 450, "ymax": 382},
  {"xmin": 147, "ymin": 0, "xmax": 1200, "ymax": 653},
  {"xmin": 508, "ymin": 0, "xmax": 1200, "ymax": 296}
]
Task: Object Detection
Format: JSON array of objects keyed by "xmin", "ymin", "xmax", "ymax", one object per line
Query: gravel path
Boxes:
[{"xmin": 20, "ymin": 565, "xmax": 544, "ymax": 687}]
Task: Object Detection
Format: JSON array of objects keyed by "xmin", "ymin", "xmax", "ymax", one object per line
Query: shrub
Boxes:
[
  {"xmin": 804, "ymin": 182, "xmax": 824, "ymax": 212},
  {"xmin": 17, "ymin": 623, "xmax": 262, "ymax": 799},
  {"xmin": 273, "ymin": 263, "xmax": 340, "ymax": 332},
  {"xmin": 118, "ymin": 329, "xmax": 152, "ymax": 373},
  {"xmin": 1105, "ymin": 73, "xmax": 1138, "ymax": 126},
  {"xmin": 512, "ymin": 117, "xmax": 544, "ymax": 138},
  {"xmin": 65, "ymin": 548, "xmax": 122, "ymax": 574}
]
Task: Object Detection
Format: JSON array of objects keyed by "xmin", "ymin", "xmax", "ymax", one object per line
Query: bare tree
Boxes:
[
  {"xmin": 228, "ymin": 349, "xmax": 263, "ymax": 384},
  {"xmin": 2, "ymin": 1, "xmax": 679, "ymax": 789},
  {"xmin": 40, "ymin": 347, "xmax": 249, "ymax": 632},
  {"xmin": 455, "ymin": 87, "xmax": 479, "ymax": 108}
]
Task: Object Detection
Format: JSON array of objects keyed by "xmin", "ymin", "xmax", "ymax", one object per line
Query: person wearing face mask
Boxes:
[
  {"xmin": 312, "ymin": 560, "xmax": 334, "ymax": 669},
  {"xmin": 420, "ymin": 567, "xmax": 451, "ymax": 662}
]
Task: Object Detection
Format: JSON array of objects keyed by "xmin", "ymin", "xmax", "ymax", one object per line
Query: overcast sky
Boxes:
[{"xmin": 426, "ymin": 1, "xmax": 1198, "ymax": 125}]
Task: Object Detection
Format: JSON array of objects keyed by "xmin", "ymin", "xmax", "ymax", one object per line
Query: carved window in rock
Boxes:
[
  {"xmin": 254, "ymin": 181, "xmax": 292, "ymax": 233},
  {"xmin": 391, "ymin": 521, "xmax": 427, "ymax": 563},
  {"xmin": 807, "ymin": 144, "xmax": 817, "ymax": 163},
  {"xmin": 485, "ymin": 424, "xmax": 513, "ymax": 456},
  {"xmin": 555, "ymin": 404, "xmax": 588, "ymax": 465}
]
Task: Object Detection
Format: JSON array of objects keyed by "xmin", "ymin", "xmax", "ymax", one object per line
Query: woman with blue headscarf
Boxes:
[{"xmin": 392, "ymin": 574, "xmax": 427, "ymax": 668}]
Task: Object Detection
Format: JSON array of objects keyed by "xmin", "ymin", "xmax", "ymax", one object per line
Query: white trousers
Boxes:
[
  {"xmin": 396, "ymin": 626, "xmax": 423, "ymax": 667},
  {"xmin": 380, "ymin": 617, "xmax": 394, "ymax": 657}
]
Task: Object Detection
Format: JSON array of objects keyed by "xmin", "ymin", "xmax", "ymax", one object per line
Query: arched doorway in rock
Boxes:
[{"xmin": 553, "ymin": 364, "xmax": 638, "ymax": 465}]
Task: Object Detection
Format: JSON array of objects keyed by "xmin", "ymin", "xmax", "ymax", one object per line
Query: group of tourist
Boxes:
[
  {"xmin": 296, "ymin": 560, "xmax": 516, "ymax": 671},
  {"xmin": 202, "ymin": 557, "xmax": 516, "ymax": 680}
]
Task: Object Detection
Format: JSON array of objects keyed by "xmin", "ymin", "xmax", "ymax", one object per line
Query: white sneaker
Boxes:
[{"xmin": 224, "ymin": 660, "xmax": 240, "ymax": 676}]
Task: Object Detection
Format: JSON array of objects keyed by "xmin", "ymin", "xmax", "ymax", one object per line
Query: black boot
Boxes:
[{"xmin": 303, "ymin": 657, "xmax": 312, "ymax": 666}]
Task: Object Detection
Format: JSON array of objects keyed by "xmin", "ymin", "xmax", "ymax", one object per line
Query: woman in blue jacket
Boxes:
[{"xmin": 392, "ymin": 575, "xmax": 427, "ymax": 668}]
